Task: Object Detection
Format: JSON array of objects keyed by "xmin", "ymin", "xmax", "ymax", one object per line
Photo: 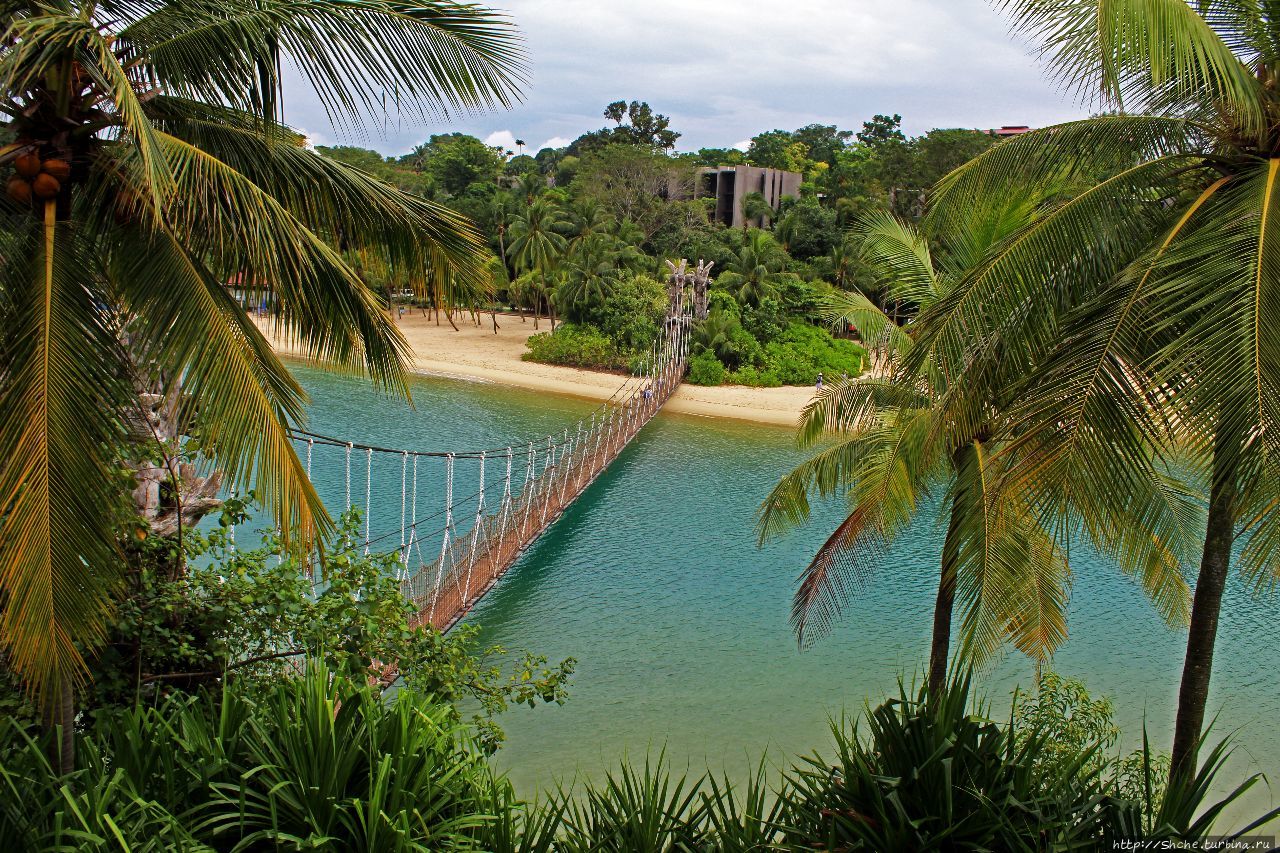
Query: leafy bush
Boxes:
[
  {"xmin": 777, "ymin": 671, "xmax": 1279, "ymax": 850},
  {"xmin": 523, "ymin": 324, "xmax": 627, "ymax": 370},
  {"xmin": 763, "ymin": 321, "xmax": 865, "ymax": 385},
  {"xmin": 1013, "ymin": 670, "xmax": 1120, "ymax": 787},
  {"xmin": 740, "ymin": 296, "xmax": 787, "ymax": 344},
  {"xmin": 592, "ymin": 273, "xmax": 665, "ymax": 351},
  {"xmin": 686, "ymin": 350, "xmax": 725, "ymax": 386},
  {"xmin": 25, "ymin": 504, "xmax": 575, "ymax": 753},
  {"xmin": 779, "ymin": 671, "xmax": 1114, "ymax": 850},
  {"xmin": 726, "ymin": 365, "xmax": 782, "ymax": 388},
  {"xmin": 0, "ymin": 662, "xmax": 505, "ymax": 852},
  {"xmin": 4, "ymin": 668, "xmax": 1275, "ymax": 850}
]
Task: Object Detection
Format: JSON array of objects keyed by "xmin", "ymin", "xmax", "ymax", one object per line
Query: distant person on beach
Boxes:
[{"xmin": 816, "ymin": 372, "xmax": 823, "ymax": 392}]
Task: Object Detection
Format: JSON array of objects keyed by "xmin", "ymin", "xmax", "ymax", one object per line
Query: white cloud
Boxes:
[
  {"xmin": 483, "ymin": 129, "xmax": 519, "ymax": 153},
  {"xmin": 280, "ymin": 0, "xmax": 1085, "ymax": 156},
  {"xmin": 732, "ymin": 139, "xmax": 751, "ymax": 152},
  {"xmin": 539, "ymin": 136, "xmax": 571, "ymax": 151}
]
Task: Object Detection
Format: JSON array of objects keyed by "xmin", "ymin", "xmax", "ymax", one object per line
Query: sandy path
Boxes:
[{"xmin": 255, "ymin": 311, "xmax": 815, "ymax": 427}]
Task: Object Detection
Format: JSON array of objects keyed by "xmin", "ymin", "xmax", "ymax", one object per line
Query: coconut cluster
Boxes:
[{"xmin": 6, "ymin": 147, "xmax": 71, "ymax": 206}]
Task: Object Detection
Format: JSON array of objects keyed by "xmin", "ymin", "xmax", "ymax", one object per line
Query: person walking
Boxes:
[{"xmin": 815, "ymin": 372, "xmax": 823, "ymax": 392}]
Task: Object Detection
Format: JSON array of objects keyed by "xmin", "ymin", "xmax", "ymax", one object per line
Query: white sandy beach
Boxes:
[{"xmin": 255, "ymin": 311, "xmax": 815, "ymax": 427}]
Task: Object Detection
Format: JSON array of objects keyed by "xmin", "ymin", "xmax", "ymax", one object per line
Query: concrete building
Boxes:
[
  {"xmin": 988, "ymin": 125, "xmax": 1032, "ymax": 138},
  {"xmin": 700, "ymin": 165, "xmax": 802, "ymax": 229}
]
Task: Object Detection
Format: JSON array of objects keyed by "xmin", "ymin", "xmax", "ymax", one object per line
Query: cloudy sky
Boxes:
[{"xmin": 284, "ymin": 0, "xmax": 1089, "ymax": 157}]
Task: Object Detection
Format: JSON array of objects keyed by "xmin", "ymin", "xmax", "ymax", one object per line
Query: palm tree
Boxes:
[
  {"xmin": 759, "ymin": 207, "xmax": 1194, "ymax": 695},
  {"xmin": 517, "ymin": 169, "xmax": 544, "ymax": 208},
  {"xmin": 507, "ymin": 198, "xmax": 568, "ymax": 329},
  {"xmin": 557, "ymin": 232, "xmax": 619, "ymax": 323},
  {"xmin": 740, "ymin": 190, "xmax": 774, "ymax": 231},
  {"xmin": 692, "ymin": 309, "xmax": 749, "ymax": 368},
  {"xmin": 487, "ymin": 189, "xmax": 515, "ymax": 277},
  {"xmin": 567, "ymin": 198, "xmax": 612, "ymax": 246},
  {"xmin": 827, "ymin": 238, "xmax": 860, "ymax": 291},
  {"xmin": 718, "ymin": 231, "xmax": 785, "ymax": 307},
  {"xmin": 0, "ymin": 0, "xmax": 523, "ymax": 755},
  {"xmin": 916, "ymin": 0, "xmax": 1280, "ymax": 779}
]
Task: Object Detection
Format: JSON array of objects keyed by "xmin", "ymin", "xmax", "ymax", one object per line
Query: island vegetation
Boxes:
[
  {"xmin": 318, "ymin": 108, "xmax": 994, "ymax": 388},
  {"xmin": 3, "ymin": 0, "xmax": 1280, "ymax": 849}
]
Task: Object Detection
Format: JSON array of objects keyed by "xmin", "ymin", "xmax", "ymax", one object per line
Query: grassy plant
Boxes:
[
  {"xmin": 559, "ymin": 753, "xmax": 709, "ymax": 851},
  {"xmin": 3, "ymin": 664, "xmax": 1275, "ymax": 850}
]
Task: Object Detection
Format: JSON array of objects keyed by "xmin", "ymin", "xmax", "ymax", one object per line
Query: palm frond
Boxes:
[
  {"xmin": 997, "ymin": 0, "xmax": 1266, "ymax": 133},
  {"xmin": 0, "ymin": 211, "xmax": 130, "ymax": 704},
  {"xmin": 140, "ymin": 132, "xmax": 412, "ymax": 389},
  {"xmin": 853, "ymin": 210, "xmax": 939, "ymax": 305},
  {"xmin": 125, "ymin": 0, "xmax": 526, "ymax": 127},
  {"xmin": 106, "ymin": 219, "xmax": 329, "ymax": 546}
]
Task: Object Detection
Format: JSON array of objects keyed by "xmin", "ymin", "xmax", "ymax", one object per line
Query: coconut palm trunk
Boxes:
[
  {"xmin": 1171, "ymin": 422, "xmax": 1239, "ymax": 778},
  {"xmin": 929, "ymin": 453, "xmax": 969, "ymax": 696}
]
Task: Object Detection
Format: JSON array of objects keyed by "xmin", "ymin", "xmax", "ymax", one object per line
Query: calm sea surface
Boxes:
[{"xmin": 291, "ymin": 363, "xmax": 1278, "ymax": 817}]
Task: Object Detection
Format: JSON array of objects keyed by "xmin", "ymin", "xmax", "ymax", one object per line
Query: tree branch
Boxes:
[{"xmin": 139, "ymin": 649, "xmax": 304, "ymax": 684}]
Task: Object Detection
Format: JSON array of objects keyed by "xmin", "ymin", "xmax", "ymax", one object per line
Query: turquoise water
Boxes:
[{"xmin": 292, "ymin": 364, "xmax": 1278, "ymax": 818}]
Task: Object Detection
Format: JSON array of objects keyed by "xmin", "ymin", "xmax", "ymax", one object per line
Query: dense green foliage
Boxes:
[
  {"xmin": 524, "ymin": 324, "xmax": 627, "ymax": 370},
  {"xmin": 319, "ymin": 108, "xmax": 990, "ymax": 387},
  {"xmin": 1, "ymin": 663, "xmax": 505, "ymax": 851},
  {"xmin": 3, "ymin": 667, "xmax": 1272, "ymax": 850},
  {"xmin": 1, "ymin": 505, "xmax": 575, "ymax": 755}
]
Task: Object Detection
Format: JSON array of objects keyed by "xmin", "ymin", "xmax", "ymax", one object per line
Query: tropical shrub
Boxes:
[
  {"xmin": 5, "ymin": 504, "xmax": 576, "ymax": 753},
  {"xmin": 686, "ymin": 350, "xmax": 726, "ymax": 386},
  {"xmin": 523, "ymin": 324, "xmax": 627, "ymax": 371},
  {"xmin": 590, "ymin": 273, "xmax": 666, "ymax": 351},
  {"xmin": 778, "ymin": 671, "xmax": 1114, "ymax": 850},
  {"xmin": 777, "ymin": 672, "xmax": 1278, "ymax": 850},
  {"xmin": 0, "ymin": 662, "xmax": 505, "ymax": 852},
  {"xmin": 1012, "ymin": 670, "xmax": 1121, "ymax": 787},
  {"xmin": 762, "ymin": 321, "xmax": 864, "ymax": 385},
  {"xmin": 726, "ymin": 365, "xmax": 783, "ymax": 388}
]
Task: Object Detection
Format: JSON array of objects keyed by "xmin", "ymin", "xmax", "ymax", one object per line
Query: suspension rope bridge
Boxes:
[{"xmin": 283, "ymin": 260, "xmax": 712, "ymax": 633}]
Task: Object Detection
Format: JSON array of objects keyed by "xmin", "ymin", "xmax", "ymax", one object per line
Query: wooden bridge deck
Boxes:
[{"xmin": 403, "ymin": 326, "xmax": 688, "ymax": 633}]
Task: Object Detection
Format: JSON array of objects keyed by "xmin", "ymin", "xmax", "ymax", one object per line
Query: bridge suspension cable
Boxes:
[{"xmin": 285, "ymin": 259, "xmax": 708, "ymax": 632}]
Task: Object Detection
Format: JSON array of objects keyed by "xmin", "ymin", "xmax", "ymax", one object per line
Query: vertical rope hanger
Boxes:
[
  {"xmin": 400, "ymin": 451, "xmax": 408, "ymax": 558},
  {"xmin": 403, "ymin": 454, "xmax": 419, "ymax": 579},
  {"xmin": 521, "ymin": 441, "xmax": 536, "ymax": 535},
  {"xmin": 572, "ymin": 422, "xmax": 585, "ymax": 491},
  {"xmin": 558, "ymin": 428, "xmax": 571, "ymax": 503},
  {"xmin": 463, "ymin": 451, "xmax": 486, "ymax": 601},
  {"xmin": 364, "ymin": 447, "xmax": 373, "ymax": 554},
  {"xmin": 429, "ymin": 453, "xmax": 455, "ymax": 622},
  {"xmin": 540, "ymin": 434, "xmax": 554, "ymax": 523},
  {"xmin": 499, "ymin": 446, "xmax": 514, "ymax": 554}
]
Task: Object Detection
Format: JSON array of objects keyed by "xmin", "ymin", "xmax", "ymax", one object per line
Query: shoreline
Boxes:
[{"xmin": 253, "ymin": 312, "xmax": 814, "ymax": 427}]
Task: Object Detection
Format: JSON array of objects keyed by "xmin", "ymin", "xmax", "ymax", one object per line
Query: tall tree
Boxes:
[
  {"xmin": 759, "ymin": 207, "xmax": 1193, "ymax": 695},
  {"xmin": 718, "ymin": 231, "xmax": 786, "ymax": 307},
  {"xmin": 569, "ymin": 100, "xmax": 680, "ymax": 155},
  {"xmin": 571, "ymin": 144, "xmax": 694, "ymax": 241},
  {"xmin": 0, "ymin": 0, "xmax": 523, "ymax": 753},
  {"xmin": 919, "ymin": 0, "xmax": 1280, "ymax": 780},
  {"xmin": 407, "ymin": 133, "xmax": 504, "ymax": 198},
  {"xmin": 507, "ymin": 198, "xmax": 568, "ymax": 329},
  {"xmin": 556, "ymin": 232, "xmax": 620, "ymax": 323}
]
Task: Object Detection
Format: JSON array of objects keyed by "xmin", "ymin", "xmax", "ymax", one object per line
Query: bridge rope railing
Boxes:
[{"xmin": 281, "ymin": 299, "xmax": 695, "ymax": 631}]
